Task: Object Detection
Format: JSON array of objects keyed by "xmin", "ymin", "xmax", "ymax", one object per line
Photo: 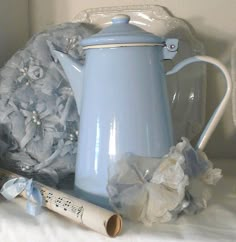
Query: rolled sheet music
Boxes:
[{"xmin": 0, "ymin": 168, "xmax": 122, "ymax": 237}]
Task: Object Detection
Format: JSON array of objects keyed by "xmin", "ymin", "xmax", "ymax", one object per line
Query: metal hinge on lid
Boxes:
[{"xmin": 163, "ymin": 39, "xmax": 179, "ymax": 60}]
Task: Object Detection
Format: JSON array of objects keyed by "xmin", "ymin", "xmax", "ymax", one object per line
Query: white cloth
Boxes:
[{"xmin": 0, "ymin": 159, "xmax": 235, "ymax": 242}]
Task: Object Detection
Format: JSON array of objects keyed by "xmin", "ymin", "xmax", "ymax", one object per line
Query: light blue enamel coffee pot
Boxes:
[{"xmin": 52, "ymin": 15, "xmax": 232, "ymax": 208}]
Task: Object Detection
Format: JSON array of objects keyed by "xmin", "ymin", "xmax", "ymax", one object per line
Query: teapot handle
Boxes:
[{"xmin": 166, "ymin": 55, "xmax": 232, "ymax": 151}]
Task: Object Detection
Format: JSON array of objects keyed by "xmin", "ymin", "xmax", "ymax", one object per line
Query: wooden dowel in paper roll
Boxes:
[{"xmin": 0, "ymin": 168, "xmax": 122, "ymax": 237}]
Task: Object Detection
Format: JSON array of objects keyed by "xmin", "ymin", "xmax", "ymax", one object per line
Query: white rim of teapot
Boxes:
[{"xmin": 83, "ymin": 42, "xmax": 165, "ymax": 50}]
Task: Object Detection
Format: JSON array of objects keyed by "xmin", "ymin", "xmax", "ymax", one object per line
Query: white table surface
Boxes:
[{"xmin": 1, "ymin": 159, "xmax": 236, "ymax": 242}]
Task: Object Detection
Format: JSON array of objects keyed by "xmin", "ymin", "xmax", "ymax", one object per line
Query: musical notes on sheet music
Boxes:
[{"xmin": 40, "ymin": 188, "xmax": 84, "ymax": 222}]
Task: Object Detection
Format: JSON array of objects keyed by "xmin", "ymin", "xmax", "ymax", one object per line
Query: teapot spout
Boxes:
[{"xmin": 53, "ymin": 50, "xmax": 84, "ymax": 115}]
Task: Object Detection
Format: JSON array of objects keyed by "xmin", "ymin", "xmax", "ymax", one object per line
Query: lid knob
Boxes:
[{"xmin": 112, "ymin": 14, "xmax": 130, "ymax": 24}]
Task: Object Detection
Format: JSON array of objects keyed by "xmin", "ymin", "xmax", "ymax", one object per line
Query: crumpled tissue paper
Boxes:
[{"xmin": 107, "ymin": 137, "xmax": 222, "ymax": 225}]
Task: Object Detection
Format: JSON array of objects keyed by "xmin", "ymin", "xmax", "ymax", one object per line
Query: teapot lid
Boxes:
[{"xmin": 80, "ymin": 14, "xmax": 163, "ymax": 48}]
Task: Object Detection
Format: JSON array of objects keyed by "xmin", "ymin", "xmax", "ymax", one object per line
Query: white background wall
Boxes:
[
  {"xmin": 0, "ymin": 0, "xmax": 29, "ymax": 66},
  {"xmin": 2, "ymin": 0, "xmax": 236, "ymax": 158}
]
